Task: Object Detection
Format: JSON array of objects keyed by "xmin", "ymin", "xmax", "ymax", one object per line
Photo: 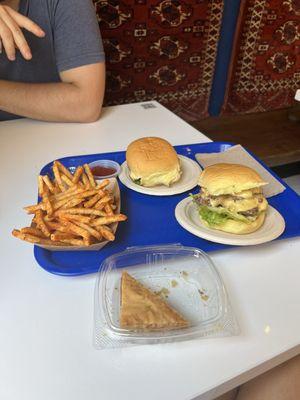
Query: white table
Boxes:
[{"xmin": 1, "ymin": 101, "xmax": 300, "ymax": 400}]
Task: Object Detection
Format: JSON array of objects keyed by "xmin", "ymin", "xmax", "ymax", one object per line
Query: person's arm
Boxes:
[
  {"xmin": 0, "ymin": 0, "xmax": 105, "ymax": 123},
  {"xmin": 0, "ymin": 62, "xmax": 105, "ymax": 122}
]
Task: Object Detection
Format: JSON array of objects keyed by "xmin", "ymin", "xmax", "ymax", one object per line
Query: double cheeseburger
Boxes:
[
  {"xmin": 126, "ymin": 137, "xmax": 181, "ymax": 187},
  {"xmin": 193, "ymin": 163, "xmax": 268, "ymax": 234}
]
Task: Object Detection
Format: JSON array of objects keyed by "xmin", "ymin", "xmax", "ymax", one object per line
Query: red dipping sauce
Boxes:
[{"xmin": 91, "ymin": 166, "xmax": 116, "ymax": 177}]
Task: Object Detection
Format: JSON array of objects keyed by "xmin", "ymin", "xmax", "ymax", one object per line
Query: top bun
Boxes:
[
  {"xmin": 199, "ymin": 163, "xmax": 267, "ymax": 195},
  {"xmin": 126, "ymin": 137, "xmax": 181, "ymax": 187}
]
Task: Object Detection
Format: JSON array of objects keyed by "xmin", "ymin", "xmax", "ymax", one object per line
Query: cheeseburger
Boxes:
[
  {"xmin": 193, "ymin": 163, "xmax": 268, "ymax": 234},
  {"xmin": 126, "ymin": 137, "xmax": 181, "ymax": 187}
]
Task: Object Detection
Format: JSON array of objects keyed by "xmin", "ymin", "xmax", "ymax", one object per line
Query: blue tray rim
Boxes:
[{"xmin": 34, "ymin": 141, "xmax": 300, "ymax": 276}]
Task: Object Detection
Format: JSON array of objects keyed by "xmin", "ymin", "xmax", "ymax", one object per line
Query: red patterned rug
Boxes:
[
  {"xmin": 222, "ymin": 0, "xmax": 300, "ymax": 115},
  {"xmin": 94, "ymin": 0, "xmax": 224, "ymax": 121}
]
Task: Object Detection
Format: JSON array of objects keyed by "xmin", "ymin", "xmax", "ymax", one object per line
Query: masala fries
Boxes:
[{"xmin": 12, "ymin": 161, "xmax": 127, "ymax": 248}]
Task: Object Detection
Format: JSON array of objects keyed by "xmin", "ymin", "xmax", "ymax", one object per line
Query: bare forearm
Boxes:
[{"xmin": 0, "ymin": 80, "xmax": 100, "ymax": 122}]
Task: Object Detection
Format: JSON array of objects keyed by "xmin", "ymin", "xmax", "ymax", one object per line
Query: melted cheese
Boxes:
[
  {"xmin": 130, "ymin": 166, "xmax": 181, "ymax": 187},
  {"xmin": 209, "ymin": 195, "xmax": 267, "ymax": 213}
]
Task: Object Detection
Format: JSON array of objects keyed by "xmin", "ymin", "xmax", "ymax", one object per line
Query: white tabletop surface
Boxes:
[{"xmin": 1, "ymin": 101, "xmax": 300, "ymax": 400}]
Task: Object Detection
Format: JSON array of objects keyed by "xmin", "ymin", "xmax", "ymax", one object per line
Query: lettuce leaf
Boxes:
[
  {"xmin": 191, "ymin": 194, "xmax": 259, "ymax": 226},
  {"xmin": 205, "ymin": 206, "xmax": 250, "ymax": 223},
  {"xmin": 133, "ymin": 178, "xmax": 141, "ymax": 185},
  {"xmin": 197, "ymin": 205, "xmax": 252, "ymax": 227},
  {"xmin": 199, "ymin": 206, "xmax": 229, "ymax": 226}
]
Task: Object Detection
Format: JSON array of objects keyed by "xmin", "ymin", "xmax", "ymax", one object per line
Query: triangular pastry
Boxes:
[{"xmin": 120, "ymin": 271, "xmax": 189, "ymax": 331}]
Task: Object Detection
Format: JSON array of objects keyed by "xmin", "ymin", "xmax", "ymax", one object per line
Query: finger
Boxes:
[
  {"xmin": 13, "ymin": 27, "xmax": 32, "ymax": 59},
  {"xmin": 11, "ymin": 23, "xmax": 32, "ymax": 59},
  {"xmin": 6, "ymin": 7, "xmax": 45, "ymax": 37},
  {"xmin": 0, "ymin": 20, "xmax": 16, "ymax": 60},
  {"xmin": 0, "ymin": 9, "xmax": 31, "ymax": 59}
]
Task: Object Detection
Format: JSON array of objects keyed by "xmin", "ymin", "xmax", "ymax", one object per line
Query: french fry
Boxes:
[
  {"xmin": 72, "ymin": 221, "xmax": 102, "ymax": 241},
  {"xmin": 94, "ymin": 195, "xmax": 112, "ymax": 210},
  {"xmin": 51, "ymin": 191, "xmax": 96, "ymax": 211},
  {"xmin": 42, "ymin": 175, "xmax": 56, "ymax": 194},
  {"xmin": 98, "ymin": 226, "xmax": 115, "ymax": 241},
  {"xmin": 61, "ymin": 197, "xmax": 83, "ymax": 209},
  {"xmin": 51, "ymin": 197, "xmax": 73, "ymax": 211},
  {"xmin": 55, "ymin": 207, "xmax": 107, "ymax": 217},
  {"xmin": 75, "ymin": 189, "xmax": 99, "ymax": 199},
  {"xmin": 55, "ymin": 160, "xmax": 73, "ymax": 180},
  {"xmin": 24, "ymin": 204, "xmax": 42, "ymax": 214},
  {"xmin": 12, "ymin": 230, "xmax": 63, "ymax": 246},
  {"xmin": 61, "ymin": 174, "xmax": 74, "ymax": 188},
  {"xmin": 44, "ymin": 215, "xmax": 55, "ymax": 222},
  {"xmin": 50, "ymin": 232, "xmax": 78, "ymax": 241},
  {"xmin": 84, "ymin": 163, "xmax": 96, "ymax": 188},
  {"xmin": 54, "ymin": 237, "xmax": 85, "ymax": 246},
  {"xmin": 97, "ymin": 179, "xmax": 110, "ymax": 189},
  {"xmin": 43, "ymin": 194, "xmax": 53, "ymax": 216},
  {"xmin": 44, "ymin": 183, "xmax": 50, "ymax": 196},
  {"xmin": 58, "ymin": 213, "xmax": 91, "ymax": 224},
  {"xmin": 52, "ymin": 189, "xmax": 94, "ymax": 209},
  {"xmin": 72, "ymin": 166, "xmax": 83, "ymax": 183},
  {"xmin": 91, "ymin": 214, "xmax": 127, "ymax": 226},
  {"xmin": 84, "ymin": 238, "xmax": 91, "ymax": 246},
  {"xmin": 53, "ymin": 179, "xmax": 61, "ymax": 193},
  {"xmin": 104, "ymin": 203, "xmax": 114, "ymax": 216},
  {"xmin": 38, "ymin": 176, "xmax": 44, "ymax": 197},
  {"xmin": 24, "ymin": 204, "xmax": 41, "ymax": 214},
  {"xmin": 46, "ymin": 221, "xmax": 70, "ymax": 232},
  {"xmin": 83, "ymin": 191, "xmax": 105, "ymax": 208},
  {"xmin": 35, "ymin": 210, "xmax": 51, "ymax": 237},
  {"xmin": 61, "ymin": 220, "xmax": 90, "ymax": 241},
  {"xmin": 51, "ymin": 186, "xmax": 83, "ymax": 202},
  {"xmin": 81, "ymin": 172, "xmax": 90, "ymax": 188},
  {"xmin": 53, "ymin": 161, "xmax": 65, "ymax": 192},
  {"xmin": 44, "ymin": 221, "xmax": 59, "ymax": 229},
  {"xmin": 20, "ymin": 227, "xmax": 46, "ymax": 237}
]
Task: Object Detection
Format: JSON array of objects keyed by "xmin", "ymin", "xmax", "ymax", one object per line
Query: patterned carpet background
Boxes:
[
  {"xmin": 94, "ymin": 0, "xmax": 300, "ymax": 119},
  {"xmin": 94, "ymin": 0, "xmax": 224, "ymax": 121},
  {"xmin": 222, "ymin": 0, "xmax": 300, "ymax": 115}
]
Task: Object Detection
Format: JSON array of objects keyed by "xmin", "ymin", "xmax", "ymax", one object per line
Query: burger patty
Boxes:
[
  {"xmin": 238, "ymin": 207, "xmax": 259, "ymax": 217},
  {"xmin": 210, "ymin": 194, "xmax": 244, "ymax": 201},
  {"xmin": 194, "ymin": 195, "xmax": 210, "ymax": 206},
  {"xmin": 194, "ymin": 193, "xmax": 246, "ymax": 205},
  {"xmin": 194, "ymin": 192, "xmax": 260, "ymax": 217}
]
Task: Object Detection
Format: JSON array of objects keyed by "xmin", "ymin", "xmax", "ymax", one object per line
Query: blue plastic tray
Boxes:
[{"xmin": 34, "ymin": 142, "xmax": 300, "ymax": 276}]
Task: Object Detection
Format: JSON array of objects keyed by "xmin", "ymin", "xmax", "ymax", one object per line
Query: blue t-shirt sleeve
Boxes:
[{"xmin": 53, "ymin": 0, "xmax": 105, "ymax": 72}]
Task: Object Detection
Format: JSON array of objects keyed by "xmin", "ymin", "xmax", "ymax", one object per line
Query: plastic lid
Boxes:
[
  {"xmin": 94, "ymin": 244, "xmax": 239, "ymax": 349},
  {"xmin": 295, "ymin": 89, "xmax": 300, "ymax": 102}
]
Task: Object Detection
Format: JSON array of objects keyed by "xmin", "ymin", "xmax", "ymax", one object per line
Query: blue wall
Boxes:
[{"xmin": 208, "ymin": 0, "xmax": 241, "ymax": 116}]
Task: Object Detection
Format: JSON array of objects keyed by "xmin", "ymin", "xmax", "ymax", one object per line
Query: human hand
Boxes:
[{"xmin": 0, "ymin": 5, "xmax": 45, "ymax": 61}]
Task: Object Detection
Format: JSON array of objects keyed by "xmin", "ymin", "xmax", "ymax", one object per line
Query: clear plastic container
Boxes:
[{"xmin": 94, "ymin": 244, "xmax": 239, "ymax": 349}]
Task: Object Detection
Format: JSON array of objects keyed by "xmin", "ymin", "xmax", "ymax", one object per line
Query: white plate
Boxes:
[
  {"xmin": 175, "ymin": 198, "xmax": 286, "ymax": 246},
  {"xmin": 119, "ymin": 155, "xmax": 202, "ymax": 196}
]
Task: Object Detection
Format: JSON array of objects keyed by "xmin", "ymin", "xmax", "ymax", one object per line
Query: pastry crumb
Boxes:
[
  {"xmin": 171, "ymin": 279, "xmax": 178, "ymax": 288},
  {"xmin": 198, "ymin": 289, "xmax": 209, "ymax": 301},
  {"xmin": 155, "ymin": 287, "xmax": 170, "ymax": 298},
  {"xmin": 181, "ymin": 271, "xmax": 189, "ymax": 279}
]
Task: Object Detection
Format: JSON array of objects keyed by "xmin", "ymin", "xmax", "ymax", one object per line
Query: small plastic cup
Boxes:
[{"xmin": 88, "ymin": 160, "xmax": 121, "ymax": 180}]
